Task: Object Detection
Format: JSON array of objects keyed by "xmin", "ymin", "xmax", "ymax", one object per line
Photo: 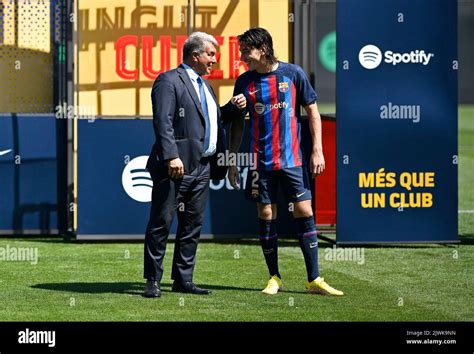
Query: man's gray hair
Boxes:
[{"xmin": 183, "ymin": 32, "xmax": 218, "ymax": 61}]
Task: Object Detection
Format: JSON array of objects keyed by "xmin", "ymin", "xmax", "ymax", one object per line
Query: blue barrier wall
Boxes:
[
  {"xmin": 76, "ymin": 119, "xmax": 311, "ymax": 238},
  {"xmin": 0, "ymin": 115, "xmax": 58, "ymax": 232},
  {"xmin": 336, "ymin": 0, "xmax": 458, "ymax": 243}
]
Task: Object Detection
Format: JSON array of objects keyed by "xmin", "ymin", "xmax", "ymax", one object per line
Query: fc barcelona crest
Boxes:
[
  {"xmin": 251, "ymin": 189, "xmax": 259, "ymax": 198},
  {"xmin": 278, "ymin": 82, "xmax": 289, "ymax": 93}
]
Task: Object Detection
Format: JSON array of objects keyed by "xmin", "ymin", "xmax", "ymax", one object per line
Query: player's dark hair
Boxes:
[{"xmin": 237, "ymin": 27, "xmax": 277, "ymax": 64}]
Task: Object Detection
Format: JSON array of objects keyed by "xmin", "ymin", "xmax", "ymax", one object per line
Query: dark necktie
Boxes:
[{"xmin": 197, "ymin": 76, "xmax": 211, "ymax": 153}]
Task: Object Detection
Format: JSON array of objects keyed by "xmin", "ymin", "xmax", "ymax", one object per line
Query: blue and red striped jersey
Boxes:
[{"xmin": 233, "ymin": 62, "xmax": 317, "ymax": 171}]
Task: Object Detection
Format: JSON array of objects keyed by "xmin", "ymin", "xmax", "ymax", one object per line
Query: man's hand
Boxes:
[
  {"xmin": 310, "ymin": 152, "xmax": 325, "ymax": 178},
  {"xmin": 230, "ymin": 94, "xmax": 246, "ymax": 110},
  {"xmin": 227, "ymin": 166, "xmax": 240, "ymax": 190},
  {"xmin": 167, "ymin": 157, "xmax": 184, "ymax": 179}
]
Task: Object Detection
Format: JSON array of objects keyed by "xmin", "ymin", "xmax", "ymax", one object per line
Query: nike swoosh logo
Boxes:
[
  {"xmin": 309, "ymin": 242, "xmax": 318, "ymax": 248},
  {"xmin": 0, "ymin": 149, "xmax": 12, "ymax": 156},
  {"xmin": 248, "ymin": 89, "xmax": 260, "ymax": 95},
  {"xmin": 296, "ymin": 191, "xmax": 306, "ymax": 198}
]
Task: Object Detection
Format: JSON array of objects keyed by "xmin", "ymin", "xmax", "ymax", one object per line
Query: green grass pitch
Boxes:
[{"xmin": 0, "ymin": 105, "xmax": 472, "ymax": 321}]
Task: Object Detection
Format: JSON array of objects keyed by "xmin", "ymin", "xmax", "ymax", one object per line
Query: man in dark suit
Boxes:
[{"xmin": 143, "ymin": 32, "xmax": 246, "ymax": 297}]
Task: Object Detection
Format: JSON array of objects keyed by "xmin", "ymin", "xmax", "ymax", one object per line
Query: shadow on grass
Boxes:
[
  {"xmin": 7, "ymin": 236, "xmax": 321, "ymax": 248},
  {"xmin": 459, "ymin": 234, "xmax": 474, "ymax": 245},
  {"xmin": 31, "ymin": 282, "xmax": 297, "ymax": 296},
  {"xmin": 5, "ymin": 235, "xmax": 469, "ymax": 248},
  {"xmin": 31, "ymin": 282, "xmax": 144, "ymax": 295},
  {"xmin": 205, "ymin": 238, "xmax": 462, "ymax": 249},
  {"xmin": 0, "ymin": 236, "xmax": 75, "ymax": 243}
]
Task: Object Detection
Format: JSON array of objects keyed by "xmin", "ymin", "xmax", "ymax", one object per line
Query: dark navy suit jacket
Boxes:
[{"xmin": 147, "ymin": 64, "xmax": 242, "ymax": 180}]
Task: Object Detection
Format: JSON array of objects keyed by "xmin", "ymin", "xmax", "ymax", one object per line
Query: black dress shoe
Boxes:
[
  {"xmin": 171, "ymin": 281, "xmax": 212, "ymax": 295},
  {"xmin": 144, "ymin": 280, "xmax": 161, "ymax": 298}
]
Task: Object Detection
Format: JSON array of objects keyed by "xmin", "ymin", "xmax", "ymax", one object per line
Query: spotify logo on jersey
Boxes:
[{"xmin": 254, "ymin": 102, "xmax": 265, "ymax": 115}]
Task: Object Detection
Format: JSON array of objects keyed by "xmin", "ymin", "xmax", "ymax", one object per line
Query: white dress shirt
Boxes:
[{"xmin": 181, "ymin": 63, "xmax": 218, "ymax": 157}]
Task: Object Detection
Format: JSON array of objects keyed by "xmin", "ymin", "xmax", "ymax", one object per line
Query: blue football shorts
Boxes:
[{"xmin": 244, "ymin": 166, "xmax": 312, "ymax": 204}]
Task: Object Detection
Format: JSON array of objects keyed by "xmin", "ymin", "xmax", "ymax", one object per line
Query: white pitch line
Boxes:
[{"xmin": 459, "ymin": 210, "xmax": 474, "ymax": 214}]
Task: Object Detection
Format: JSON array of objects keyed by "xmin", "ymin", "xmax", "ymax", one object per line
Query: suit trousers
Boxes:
[{"xmin": 144, "ymin": 157, "xmax": 210, "ymax": 283}]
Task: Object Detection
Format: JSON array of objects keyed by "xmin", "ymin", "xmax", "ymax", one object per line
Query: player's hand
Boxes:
[
  {"xmin": 230, "ymin": 94, "xmax": 246, "ymax": 110},
  {"xmin": 310, "ymin": 152, "xmax": 325, "ymax": 178},
  {"xmin": 167, "ymin": 157, "xmax": 184, "ymax": 179},
  {"xmin": 228, "ymin": 165, "xmax": 240, "ymax": 190}
]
